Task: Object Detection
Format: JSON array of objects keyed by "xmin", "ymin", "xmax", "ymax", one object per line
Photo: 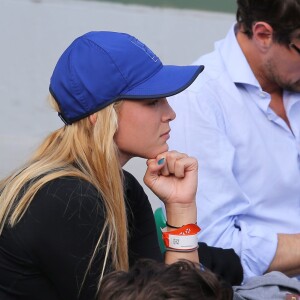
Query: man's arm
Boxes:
[{"xmin": 267, "ymin": 233, "xmax": 300, "ymax": 276}]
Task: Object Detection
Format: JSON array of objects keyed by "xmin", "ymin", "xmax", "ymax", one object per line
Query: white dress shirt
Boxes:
[{"xmin": 168, "ymin": 24, "xmax": 300, "ymax": 280}]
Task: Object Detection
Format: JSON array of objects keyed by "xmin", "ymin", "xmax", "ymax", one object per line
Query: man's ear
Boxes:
[
  {"xmin": 89, "ymin": 113, "xmax": 97, "ymax": 125},
  {"xmin": 252, "ymin": 22, "xmax": 274, "ymax": 51}
]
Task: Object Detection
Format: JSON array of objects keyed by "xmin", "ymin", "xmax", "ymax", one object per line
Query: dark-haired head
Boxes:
[
  {"xmin": 236, "ymin": 0, "xmax": 300, "ymax": 45},
  {"xmin": 99, "ymin": 259, "xmax": 233, "ymax": 300}
]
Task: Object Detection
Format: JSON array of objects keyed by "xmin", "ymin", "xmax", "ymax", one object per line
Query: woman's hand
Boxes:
[
  {"xmin": 144, "ymin": 151, "xmax": 198, "ymax": 227},
  {"xmin": 144, "ymin": 151, "xmax": 199, "ymax": 264}
]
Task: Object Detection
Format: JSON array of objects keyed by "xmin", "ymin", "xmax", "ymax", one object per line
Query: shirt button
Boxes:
[
  {"xmin": 266, "ymin": 111, "xmax": 274, "ymax": 120},
  {"xmin": 259, "ymin": 91, "xmax": 267, "ymax": 98}
]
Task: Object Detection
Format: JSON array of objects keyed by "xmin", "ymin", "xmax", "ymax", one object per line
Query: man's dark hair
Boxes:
[
  {"xmin": 98, "ymin": 259, "xmax": 233, "ymax": 300},
  {"xmin": 236, "ymin": 0, "xmax": 300, "ymax": 45}
]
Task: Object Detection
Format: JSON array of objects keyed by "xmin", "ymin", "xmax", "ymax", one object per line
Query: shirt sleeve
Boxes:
[{"xmin": 168, "ymin": 88, "xmax": 278, "ymax": 281}]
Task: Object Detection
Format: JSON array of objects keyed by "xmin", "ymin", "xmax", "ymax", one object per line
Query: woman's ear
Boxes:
[{"xmin": 89, "ymin": 113, "xmax": 97, "ymax": 125}]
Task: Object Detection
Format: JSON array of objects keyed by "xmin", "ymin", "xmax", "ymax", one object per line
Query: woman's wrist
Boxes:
[{"xmin": 165, "ymin": 202, "xmax": 197, "ymax": 230}]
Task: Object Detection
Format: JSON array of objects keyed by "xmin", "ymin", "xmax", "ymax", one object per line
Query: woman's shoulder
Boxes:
[
  {"xmin": 40, "ymin": 176, "xmax": 98, "ymax": 196},
  {"xmin": 30, "ymin": 176, "xmax": 103, "ymax": 217}
]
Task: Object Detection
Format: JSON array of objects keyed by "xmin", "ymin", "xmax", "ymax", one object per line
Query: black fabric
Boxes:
[
  {"xmin": 198, "ymin": 242, "xmax": 243, "ymax": 286},
  {"xmin": 0, "ymin": 170, "xmax": 162, "ymax": 300},
  {"xmin": 0, "ymin": 169, "xmax": 243, "ymax": 300}
]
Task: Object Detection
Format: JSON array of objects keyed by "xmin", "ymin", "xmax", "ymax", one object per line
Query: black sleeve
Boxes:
[
  {"xmin": 15, "ymin": 177, "xmax": 107, "ymax": 300},
  {"xmin": 123, "ymin": 171, "xmax": 163, "ymax": 266},
  {"xmin": 198, "ymin": 242, "xmax": 244, "ymax": 285}
]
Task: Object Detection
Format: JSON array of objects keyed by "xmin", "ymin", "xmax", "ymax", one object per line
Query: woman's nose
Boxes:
[{"xmin": 162, "ymin": 98, "xmax": 176, "ymax": 122}]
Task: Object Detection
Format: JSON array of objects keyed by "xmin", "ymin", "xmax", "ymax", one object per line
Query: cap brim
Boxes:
[{"xmin": 121, "ymin": 65, "xmax": 204, "ymax": 99}]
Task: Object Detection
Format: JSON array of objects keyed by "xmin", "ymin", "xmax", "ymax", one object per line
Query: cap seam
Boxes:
[
  {"xmin": 82, "ymin": 36, "xmax": 129, "ymax": 87},
  {"xmin": 69, "ymin": 40, "xmax": 91, "ymax": 113}
]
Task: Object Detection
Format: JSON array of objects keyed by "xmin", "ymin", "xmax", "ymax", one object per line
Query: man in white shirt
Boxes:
[{"xmin": 168, "ymin": 0, "xmax": 300, "ymax": 281}]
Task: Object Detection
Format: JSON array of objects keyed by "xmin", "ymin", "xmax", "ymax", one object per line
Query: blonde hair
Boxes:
[{"xmin": 0, "ymin": 96, "xmax": 128, "ymax": 292}]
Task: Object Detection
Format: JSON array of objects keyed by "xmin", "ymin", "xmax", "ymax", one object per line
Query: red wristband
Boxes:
[{"xmin": 162, "ymin": 224, "xmax": 201, "ymax": 250}]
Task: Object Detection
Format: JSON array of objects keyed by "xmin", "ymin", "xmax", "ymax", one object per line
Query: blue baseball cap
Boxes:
[{"xmin": 50, "ymin": 31, "xmax": 204, "ymax": 125}]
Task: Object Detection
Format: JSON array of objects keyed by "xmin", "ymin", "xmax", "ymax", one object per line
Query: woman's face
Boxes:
[{"xmin": 115, "ymin": 98, "xmax": 176, "ymax": 166}]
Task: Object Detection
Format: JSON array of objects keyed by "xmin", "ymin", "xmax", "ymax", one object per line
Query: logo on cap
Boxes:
[{"xmin": 129, "ymin": 37, "xmax": 159, "ymax": 62}]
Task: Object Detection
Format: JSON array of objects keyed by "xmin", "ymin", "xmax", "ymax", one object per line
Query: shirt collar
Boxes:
[
  {"xmin": 216, "ymin": 23, "xmax": 274, "ymax": 114},
  {"xmin": 217, "ymin": 23, "xmax": 260, "ymax": 88}
]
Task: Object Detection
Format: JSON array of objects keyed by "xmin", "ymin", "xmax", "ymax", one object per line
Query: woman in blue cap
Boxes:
[{"xmin": 0, "ymin": 31, "xmax": 240, "ymax": 299}]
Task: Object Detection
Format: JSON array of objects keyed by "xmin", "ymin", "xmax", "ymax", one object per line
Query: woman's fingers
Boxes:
[
  {"xmin": 145, "ymin": 151, "xmax": 197, "ymax": 180},
  {"xmin": 144, "ymin": 156, "xmax": 166, "ymax": 190},
  {"xmin": 157, "ymin": 151, "xmax": 187, "ymax": 177}
]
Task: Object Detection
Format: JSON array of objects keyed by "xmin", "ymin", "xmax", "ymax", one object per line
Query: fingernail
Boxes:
[{"xmin": 158, "ymin": 158, "xmax": 165, "ymax": 165}]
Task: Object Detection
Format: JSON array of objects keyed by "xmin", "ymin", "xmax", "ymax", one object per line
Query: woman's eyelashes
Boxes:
[{"xmin": 147, "ymin": 99, "xmax": 159, "ymax": 106}]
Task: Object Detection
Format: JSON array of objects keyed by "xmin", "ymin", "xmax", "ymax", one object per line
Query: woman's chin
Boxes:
[{"xmin": 145, "ymin": 146, "xmax": 169, "ymax": 159}]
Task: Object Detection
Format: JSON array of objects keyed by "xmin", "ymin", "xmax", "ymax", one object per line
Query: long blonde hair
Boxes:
[{"xmin": 0, "ymin": 96, "xmax": 128, "ymax": 291}]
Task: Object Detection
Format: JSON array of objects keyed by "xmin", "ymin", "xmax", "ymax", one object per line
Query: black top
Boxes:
[
  {"xmin": 0, "ymin": 171, "xmax": 162, "ymax": 300},
  {"xmin": 0, "ymin": 170, "xmax": 243, "ymax": 300}
]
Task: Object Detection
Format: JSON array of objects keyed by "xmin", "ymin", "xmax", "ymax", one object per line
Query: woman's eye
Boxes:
[{"xmin": 148, "ymin": 100, "xmax": 159, "ymax": 106}]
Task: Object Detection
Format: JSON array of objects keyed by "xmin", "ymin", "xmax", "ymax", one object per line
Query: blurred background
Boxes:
[
  {"xmin": 82, "ymin": 0, "xmax": 236, "ymax": 13},
  {"xmin": 0, "ymin": 0, "xmax": 235, "ymax": 210}
]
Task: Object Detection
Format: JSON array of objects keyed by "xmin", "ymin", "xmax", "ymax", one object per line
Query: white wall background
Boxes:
[{"xmin": 0, "ymin": 0, "xmax": 234, "ymax": 210}]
